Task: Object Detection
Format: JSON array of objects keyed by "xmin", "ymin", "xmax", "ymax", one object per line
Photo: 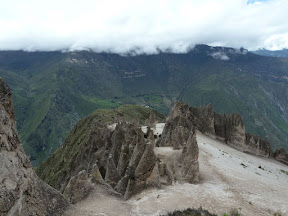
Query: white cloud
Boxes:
[
  {"xmin": 0, "ymin": 0, "xmax": 287, "ymax": 53},
  {"xmin": 211, "ymin": 52, "xmax": 230, "ymax": 60}
]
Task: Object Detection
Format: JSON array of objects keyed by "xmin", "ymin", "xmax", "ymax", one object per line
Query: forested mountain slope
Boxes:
[{"xmin": 1, "ymin": 45, "xmax": 288, "ymax": 164}]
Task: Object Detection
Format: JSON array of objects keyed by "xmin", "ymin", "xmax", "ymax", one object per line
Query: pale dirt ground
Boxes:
[{"xmin": 64, "ymin": 132, "xmax": 288, "ymax": 216}]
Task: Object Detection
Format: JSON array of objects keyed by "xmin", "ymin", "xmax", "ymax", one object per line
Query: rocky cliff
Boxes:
[{"xmin": 0, "ymin": 78, "xmax": 68, "ymax": 216}]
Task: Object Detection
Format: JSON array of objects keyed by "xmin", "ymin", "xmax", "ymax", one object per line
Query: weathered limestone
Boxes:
[{"xmin": 0, "ymin": 78, "xmax": 68, "ymax": 216}]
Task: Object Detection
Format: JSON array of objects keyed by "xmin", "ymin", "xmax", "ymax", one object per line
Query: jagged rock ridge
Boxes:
[
  {"xmin": 37, "ymin": 101, "xmax": 288, "ymax": 205},
  {"xmin": 37, "ymin": 103, "xmax": 200, "ymax": 203},
  {"xmin": 167, "ymin": 101, "xmax": 288, "ymax": 165},
  {"xmin": 0, "ymin": 78, "xmax": 68, "ymax": 216},
  {"xmin": 164, "ymin": 102, "xmax": 273, "ymax": 158}
]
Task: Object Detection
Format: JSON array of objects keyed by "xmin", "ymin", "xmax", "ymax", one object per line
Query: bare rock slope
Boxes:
[{"xmin": 0, "ymin": 78, "xmax": 68, "ymax": 216}]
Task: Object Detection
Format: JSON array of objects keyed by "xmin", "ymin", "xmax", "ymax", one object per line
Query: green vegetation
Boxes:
[
  {"xmin": 162, "ymin": 208, "xmax": 242, "ymax": 216},
  {"xmin": 162, "ymin": 208, "xmax": 217, "ymax": 216},
  {"xmin": 274, "ymin": 211, "xmax": 283, "ymax": 216},
  {"xmin": 1, "ymin": 46, "xmax": 288, "ymax": 164},
  {"xmin": 253, "ymin": 49, "xmax": 288, "ymax": 58},
  {"xmin": 280, "ymin": 169, "xmax": 288, "ymax": 175},
  {"xmin": 222, "ymin": 209, "xmax": 241, "ymax": 216}
]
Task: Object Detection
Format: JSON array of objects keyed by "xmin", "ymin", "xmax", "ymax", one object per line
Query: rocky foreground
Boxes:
[
  {"xmin": 0, "ymin": 78, "xmax": 69, "ymax": 216},
  {"xmin": 63, "ymin": 132, "xmax": 288, "ymax": 216}
]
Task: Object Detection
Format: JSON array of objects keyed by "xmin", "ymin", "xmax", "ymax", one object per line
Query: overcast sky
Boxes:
[{"xmin": 0, "ymin": 0, "xmax": 287, "ymax": 53}]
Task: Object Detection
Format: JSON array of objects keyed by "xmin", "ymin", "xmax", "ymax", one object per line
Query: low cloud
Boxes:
[
  {"xmin": 0, "ymin": 0, "xmax": 287, "ymax": 53},
  {"xmin": 211, "ymin": 52, "xmax": 230, "ymax": 60}
]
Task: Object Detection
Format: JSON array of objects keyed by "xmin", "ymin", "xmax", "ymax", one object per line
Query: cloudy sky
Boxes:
[{"xmin": 0, "ymin": 0, "xmax": 287, "ymax": 53}]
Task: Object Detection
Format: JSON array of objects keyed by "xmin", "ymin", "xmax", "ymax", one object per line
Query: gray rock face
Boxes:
[
  {"xmin": 170, "ymin": 101, "xmax": 272, "ymax": 157},
  {"xmin": 63, "ymin": 170, "xmax": 94, "ymax": 204},
  {"xmin": 0, "ymin": 78, "xmax": 68, "ymax": 216},
  {"xmin": 190, "ymin": 104, "xmax": 215, "ymax": 136},
  {"xmin": 159, "ymin": 102, "xmax": 193, "ymax": 149},
  {"xmin": 49, "ymin": 121, "xmax": 160, "ymax": 201},
  {"xmin": 180, "ymin": 132, "xmax": 199, "ymax": 183},
  {"xmin": 245, "ymin": 133, "xmax": 273, "ymax": 157},
  {"xmin": 225, "ymin": 113, "xmax": 246, "ymax": 150},
  {"xmin": 214, "ymin": 113, "xmax": 226, "ymax": 139},
  {"xmin": 158, "ymin": 101, "xmax": 200, "ymax": 183},
  {"xmin": 274, "ymin": 148, "xmax": 288, "ymax": 165}
]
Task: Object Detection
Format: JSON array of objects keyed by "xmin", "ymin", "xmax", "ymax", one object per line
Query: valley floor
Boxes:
[{"xmin": 64, "ymin": 133, "xmax": 288, "ymax": 216}]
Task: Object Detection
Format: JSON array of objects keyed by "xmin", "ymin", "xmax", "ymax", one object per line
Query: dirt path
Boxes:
[{"xmin": 64, "ymin": 133, "xmax": 288, "ymax": 216}]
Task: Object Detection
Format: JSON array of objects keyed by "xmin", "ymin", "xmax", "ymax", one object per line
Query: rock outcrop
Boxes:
[
  {"xmin": 167, "ymin": 101, "xmax": 272, "ymax": 158},
  {"xmin": 158, "ymin": 102, "xmax": 200, "ymax": 183},
  {"xmin": 63, "ymin": 170, "xmax": 94, "ymax": 204},
  {"xmin": 274, "ymin": 148, "xmax": 288, "ymax": 165},
  {"xmin": 245, "ymin": 133, "xmax": 273, "ymax": 157},
  {"xmin": 0, "ymin": 78, "xmax": 68, "ymax": 216},
  {"xmin": 38, "ymin": 121, "xmax": 161, "ymax": 201},
  {"xmin": 159, "ymin": 102, "xmax": 193, "ymax": 149},
  {"xmin": 37, "ymin": 102, "xmax": 201, "ymax": 202}
]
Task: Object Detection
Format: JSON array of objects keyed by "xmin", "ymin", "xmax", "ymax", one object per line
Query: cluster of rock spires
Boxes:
[
  {"xmin": 168, "ymin": 102, "xmax": 288, "ymax": 164},
  {"xmin": 40, "ymin": 117, "xmax": 199, "ymax": 204},
  {"xmin": 0, "ymin": 78, "xmax": 68, "ymax": 216},
  {"xmin": 61, "ymin": 121, "xmax": 161, "ymax": 202},
  {"xmin": 38, "ymin": 100, "xmax": 288, "ymax": 205},
  {"xmin": 165, "ymin": 102, "xmax": 273, "ymax": 158}
]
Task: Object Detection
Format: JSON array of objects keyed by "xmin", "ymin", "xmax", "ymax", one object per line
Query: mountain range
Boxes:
[
  {"xmin": 253, "ymin": 49, "xmax": 288, "ymax": 57},
  {"xmin": 1, "ymin": 45, "xmax": 288, "ymax": 164}
]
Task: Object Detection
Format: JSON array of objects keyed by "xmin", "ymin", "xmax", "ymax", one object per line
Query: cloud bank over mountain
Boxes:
[{"xmin": 0, "ymin": 0, "xmax": 287, "ymax": 53}]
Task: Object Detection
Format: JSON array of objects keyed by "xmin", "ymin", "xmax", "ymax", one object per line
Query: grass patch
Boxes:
[
  {"xmin": 280, "ymin": 169, "xmax": 288, "ymax": 175},
  {"xmin": 274, "ymin": 211, "xmax": 283, "ymax": 216},
  {"xmin": 161, "ymin": 207, "xmax": 217, "ymax": 216},
  {"xmin": 222, "ymin": 209, "xmax": 241, "ymax": 216}
]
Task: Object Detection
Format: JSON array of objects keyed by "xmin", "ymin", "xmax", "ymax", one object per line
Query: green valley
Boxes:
[{"xmin": 1, "ymin": 45, "xmax": 288, "ymax": 164}]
